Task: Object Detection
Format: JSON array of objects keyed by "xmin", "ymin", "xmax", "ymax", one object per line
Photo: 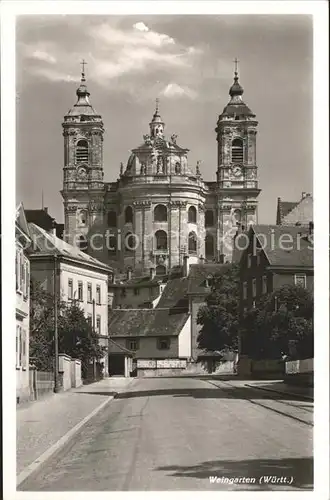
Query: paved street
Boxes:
[{"xmin": 19, "ymin": 377, "xmax": 313, "ymax": 491}]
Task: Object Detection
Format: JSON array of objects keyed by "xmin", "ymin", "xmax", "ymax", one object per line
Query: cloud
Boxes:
[
  {"xmin": 31, "ymin": 50, "xmax": 57, "ymax": 64},
  {"xmin": 161, "ymin": 83, "xmax": 197, "ymax": 99},
  {"xmin": 31, "ymin": 67, "xmax": 80, "ymax": 83},
  {"xmin": 133, "ymin": 22, "xmax": 149, "ymax": 32}
]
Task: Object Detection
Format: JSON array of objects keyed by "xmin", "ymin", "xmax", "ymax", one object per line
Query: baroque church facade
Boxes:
[{"xmin": 61, "ymin": 67, "xmax": 260, "ymax": 276}]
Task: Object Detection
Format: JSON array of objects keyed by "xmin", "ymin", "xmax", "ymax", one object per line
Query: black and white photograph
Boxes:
[{"xmin": 1, "ymin": 1, "xmax": 329, "ymax": 498}]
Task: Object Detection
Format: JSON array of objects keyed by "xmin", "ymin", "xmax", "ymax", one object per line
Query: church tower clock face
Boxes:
[{"xmin": 232, "ymin": 165, "xmax": 242, "ymax": 177}]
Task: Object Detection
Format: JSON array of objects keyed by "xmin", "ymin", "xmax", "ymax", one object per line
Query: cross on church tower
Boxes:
[
  {"xmin": 233, "ymin": 57, "xmax": 239, "ymax": 76},
  {"xmin": 80, "ymin": 59, "xmax": 87, "ymax": 81},
  {"xmin": 155, "ymin": 97, "xmax": 160, "ymax": 114}
]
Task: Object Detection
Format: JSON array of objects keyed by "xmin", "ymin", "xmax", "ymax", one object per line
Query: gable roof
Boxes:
[
  {"xmin": 28, "ymin": 223, "xmax": 112, "ymax": 272},
  {"xmin": 25, "ymin": 209, "xmax": 56, "ymax": 231},
  {"xmin": 250, "ymin": 224, "xmax": 313, "ymax": 268},
  {"xmin": 16, "ymin": 203, "xmax": 31, "ymax": 240},
  {"xmin": 276, "ymin": 194, "xmax": 313, "ymax": 225},
  {"xmin": 188, "ymin": 263, "xmax": 230, "ymax": 295}
]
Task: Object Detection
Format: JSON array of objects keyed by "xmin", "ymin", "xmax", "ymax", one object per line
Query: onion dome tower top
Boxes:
[
  {"xmin": 64, "ymin": 60, "xmax": 101, "ymax": 121},
  {"xmin": 219, "ymin": 58, "xmax": 255, "ymax": 119}
]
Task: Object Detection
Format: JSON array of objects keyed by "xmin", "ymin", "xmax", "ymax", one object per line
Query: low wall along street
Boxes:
[
  {"xmin": 59, "ymin": 354, "xmax": 83, "ymax": 391},
  {"xmin": 135, "ymin": 358, "xmax": 235, "ymax": 377}
]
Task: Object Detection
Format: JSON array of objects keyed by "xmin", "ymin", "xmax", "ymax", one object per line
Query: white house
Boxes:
[
  {"xmin": 16, "ymin": 204, "xmax": 32, "ymax": 403},
  {"xmin": 28, "ymin": 222, "xmax": 113, "ymax": 377}
]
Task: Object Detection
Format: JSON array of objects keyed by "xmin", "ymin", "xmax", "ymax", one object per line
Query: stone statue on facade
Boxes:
[
  {"xmin": 196, "ymin": 160, "xmax": 201, "ymax": 177},
  {"xmin": 170, "ymin": 134, "xmax": 178, "ymax": 145},
  {"xmin": 143, "ymin": 134, "xmax": 152, "ymax": 146},
  {"xmin": 140, "ymin": 162, "xmax": 146, "ymax": 175}
]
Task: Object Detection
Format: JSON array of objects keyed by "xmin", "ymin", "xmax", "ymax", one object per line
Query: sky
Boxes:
[{"xmin": 16, "ymin": 14, "xmax": 313, "ymax": 224}]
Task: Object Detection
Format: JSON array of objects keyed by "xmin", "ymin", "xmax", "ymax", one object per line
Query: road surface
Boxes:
[{"xmin": 19, "ymin": 377, "xmax": 313, "ymax": 491}]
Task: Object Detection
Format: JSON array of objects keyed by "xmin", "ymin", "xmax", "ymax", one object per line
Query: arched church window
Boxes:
[
  {"xmin": 156, "ymin": 265, "xmax": 166, "ymax": 276},
  {"xmin": 205, "ymin": 233, "xmax": 214, "ymax": 260},
  {"xmin": 231, "ymin": 138, "xmax": 243, "ymax": 163},
  {"xmin": 107, "ymin": 211, "xmax": 117, "ymax": 228},
  {"xmin": 175, "ymin": 162, "xmax": 181, "ymax": 174},
  {"xmin": 125, "ymin": 206, "xmax": 133, "ymax": 224},
  {"xmin": 125, "ymin": 232, "xmax": 136, "ymax": 252},
  {"xmin": 154, "ymin": 204, "xmax": 167, "ymax": 222},
  {"xmin": 205, "ymin": 210, "xmax": 214, "ymax": 227},
  {"xmin": 76, "ymin": 140, "xmax": 89, "ymax": 164},
  {"xmin": 188, "ymin": 206, "xmax": 197, "ymax": 224},
  {"xmin": 188, "ymin": 231, "xmax": 197, "ymax": 254},
  {"xmin": 155, "ymin": 230, "xmax": 168, "ymax": 250},
  {"xmin": 77, "ymin": 235, "xmax": 88, "ymax": 253}
]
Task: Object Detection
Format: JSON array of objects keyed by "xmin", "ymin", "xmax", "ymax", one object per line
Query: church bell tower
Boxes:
[
  {"xmin": 61, "ymin": 61, "xmax": 105, "ymax": 253},
  {"xmin": 215, "ymin": 60, "xmax": 260, "ymax": 261}
]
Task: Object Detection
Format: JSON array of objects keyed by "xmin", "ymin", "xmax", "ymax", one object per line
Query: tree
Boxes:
[
  {"xmin": 242, "ymin": 284, "xmax": 313, "ymax": 360},
  {"xmin": 197, "ymin": 264, "xmax": 240, "ymax": 352}
]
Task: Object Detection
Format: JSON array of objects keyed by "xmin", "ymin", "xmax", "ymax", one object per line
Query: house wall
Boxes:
[
  {"xmin": 190, "ymin": 297, "xmax": 205, "ymax": 359},
  {"xmin": 109, "ymin": 336, "xmax": 179, "ymax": 359},
  {"xmin": 178, "ymin": 315, "xmax": 192, "ymax": 358},
  {"xmin": 110, "ymin": 283, "xmax": 160, "ymax": 309},
  {"xmin": 272, "ymin": 272, "xmax": 314, "ymax": 293},
  {"xmin": 16, "ymin": 242, "xmax": 30, "ymax": 403}
]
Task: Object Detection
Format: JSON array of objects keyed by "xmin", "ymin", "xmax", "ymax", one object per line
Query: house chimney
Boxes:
[
  {"xmin": 183, "ymin": 255, "xmax": 189, "ymax": 277},
  {"xmin": 126, "ymin": 267, "xmax": 132, "ymax": 281},
  {"xmin": 51, "ymin": 220, "xmax": 57, "ymax": 236},
  {"xmin": 301, "ymin": 192, "xmax": 306, "ymax": 199},
  {"xmin": 199, "ymin": 255, "xmax": 205, "ymax": 264},
  {"xmin": 149, "ymin": 267, "xmax": 156, "ymax": 280},
  {"xmin": 44, "ymin": 207, "xmax": 48, "ymax": 213}
]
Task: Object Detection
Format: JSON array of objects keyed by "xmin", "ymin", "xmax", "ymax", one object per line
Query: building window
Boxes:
[
  {"xmin": 134, "ymin": 288, "xmax": 140, "ymax": 296},
  {"xmin": 126, "ymin": 338, "xmax": 139, "ymax": 351},
  {"xmin": 77, "ymin": 235, "xmax": 88, "ymax": 252},
  {"xmin": 205, "ymin": 233, "xmax": 214, "ymax": 259},
  {"xmin": 108, "ymin": 235, "xmax": 117, "ymax": 255},
  {"xmin": 87, "ymin": 282, "xmax": 92, "ymax": 303},
  {"xmin": 252, "ymin": 278, "xmax": 257, "ymax": 298},
  {"xmin": 96, "ymin": 315, "xmax": 101, "ymax": 335},
  {"xmin": 78, "ymin": 281, "xmax": 83, "ymax": 301},
  {"xmin": 205, "ymin": 210, "xmax": 214, "ymax": 227},
  {"xmin": 125, "ymin": 232, "xmax": 136, "ymax": 252},
  {"xmin": 23, "ymin": 260, "xmax": 29, "ymax": 301},
  {"xmin": 125, "ymin": 206, "xmax": 133, "ymax": 224},
  {"xmin": 188, "ymin": 231, "xmax": 197, "ymax": 254},
  {"xmin": 96, "ymin": 285, "xmax": 101, "ymax": 304},
  {"xmin": 231, "ymin": 138, "xmax": 243, "ymax": 163},
  {"xmin": 107, "ymin": 211, "xmax": 117, "ymax": 227},
  {"xmin": 16, "ymin": 250, "xmax": 20, "ymax": 292},
  {"xmin": 157, "ymin": 337, "xmax": 171, "ymax": 350},
  {"xmin": 243, "ymin": 282, "xmax": 248, "ymax": 300},
  {"xmin": 294, "ymin": 274, "xmax": 307, "ymax": 288},
  {"xmin": 121, "ymin": 288, "xmax": 126, "ymax": 297},
  {"xmin": 68, "ymin": 279, "xmax": 73, "ymax": 300},
  {"xmin": 76, "ymin": 139, "xmax": 89, "ymax": 164},
  {"xmin": 21, "ymin": 329, "xmax": 26, "ymax": 369},
  {"xmin": 16, "ymin": 325, "xmax": 21, "ymax": 367},
  {"xmin": 247, "ymin": 254, "xmax": 252, "ymax": 268},
  {"xmin": 155, "ymin": 230, "xmax": 167, "ymax": 250},
  {"xmin": 154, "ymin": 204, "xmax": 167, "ymax": 222},
  {"xmin": 78, "ymin": 210, "xmax": 87, "ymax": 226},
  {"xmin": 262, "ymin": 275, "xmax": 267, "ymax": 294},
  {"xmin": 188, "ymin": 206, "xmax": 197, "ymax": 224}
]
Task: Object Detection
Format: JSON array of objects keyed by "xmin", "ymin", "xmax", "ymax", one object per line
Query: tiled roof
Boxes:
[
  {"xmin": 188, "ymin": 263, "xmax": 230, "ymax": 294},
  {"xmin": 281, "ymin": 201, "xmax": 298, "ymax": 218},
  {"xmin": 28, "ymin": 223, "xmax": 112, "ymax": 271},
  {"xmin": 251, "ymin": 225, "xmax": 313, "ymax": 268},
  {"xmin": 157, "ymin": 276, "xmax": 189, "ymax": 309},
  {"xmin": 110, "ymin": 275, "xmax": 165, "ymax": 289},
  {"xmin": 108, "ymin": 308, "xmax": 189, "ymax": 338}
]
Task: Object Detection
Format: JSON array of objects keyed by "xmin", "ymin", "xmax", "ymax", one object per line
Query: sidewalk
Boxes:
[
  {"xmin": 17, "ymin": 377, "xmax": 134, "ymax": 478},
  {"xmin": 244, "ymin": 380, "xmax": 314, "ymax": 400}
]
